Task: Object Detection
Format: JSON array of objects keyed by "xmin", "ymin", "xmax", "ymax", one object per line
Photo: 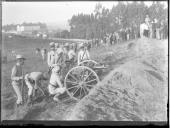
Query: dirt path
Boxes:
[{"xmin": 21, "ymin": 97, "xmax": 77, "ymax": 120}]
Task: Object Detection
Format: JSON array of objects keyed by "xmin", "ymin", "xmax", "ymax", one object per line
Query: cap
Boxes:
[
  {"xmin": 84, "ymin": 42, "xmax": 88, "ymax": 47},
  {"xmin": 79, "ymin": 43, "xmax": 84, "ymax": 49},
  {"xmin": 57, "ymin": 48, "xmax": 63, "ymax": 54},
  {"xmin": 55, "ymin": 43, "xmax": 59, "ymax": 47},
  {"xmin": 70, "ymin": 43, "xmax": 74, "ymax": 49},
  {"xmin": 64, "ymin": 43, "xmax": 69, "ymax": 47},
  {"xmin": 16, "ymin": 54, "xmax": 26, "ymax": 60},
  {"xmin": 50, "ymin": 42, "xmax": 55, "ymax": 47}
]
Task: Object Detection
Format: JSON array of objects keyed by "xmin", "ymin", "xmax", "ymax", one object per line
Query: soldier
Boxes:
[
  {"xmin": 11, "ymin": 55, "xmax": 26, "ymax": 106},
  {"xmin": 77, "ymin": 43, "xmax": 90, "ymax": 65},
  {"xmin": 48, "ymin": 65, "xmax": 66, "ymax": 102},
  {"xmin": 68, "ymin": 44, "xmax": 76, "ymax": 66},
  {"xmin": 60, "ymin": 43, "xmax": 70, "ymax": 78},
  {"xmin": 140, "ymin": 19, "xmax": 149, "ymax": 38},
  {"xmin": 47, "ymin": 42, "xmax": 56, "ymax": 70},
  {"xmin": 41, "ymin": 48, "xmax": 47, "ymax": 61},
  {"xmin": 24, "ymin": 72, "xmax": 49, "ymax": 105},
  {"xmin": 35, "ymin": 48, "xmax": 40, "ymax": 54},
  {"xmin": 55, "ymin": 43, "xmax": 59, "ymax": 52},
  {"xmin": 63, "ymin": 43, "xmax": 70, "ymax": 62}
]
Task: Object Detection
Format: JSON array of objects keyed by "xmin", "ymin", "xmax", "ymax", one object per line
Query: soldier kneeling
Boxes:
[{"xmin": 48, "ymin": 65, "xmax": 66, "ymax": 102}]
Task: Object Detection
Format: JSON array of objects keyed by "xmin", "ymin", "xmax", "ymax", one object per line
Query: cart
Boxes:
[{"xmin": 63, "ymin": 59, "xmax": 107, "ymax": 101}]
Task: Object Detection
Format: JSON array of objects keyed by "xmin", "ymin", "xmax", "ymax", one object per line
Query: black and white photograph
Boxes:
[{"xmin": 1, "ymin": 1, "xmax": 168, "ymax": 123}]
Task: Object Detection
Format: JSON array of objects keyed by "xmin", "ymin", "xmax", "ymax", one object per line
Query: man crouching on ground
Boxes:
[
  {"xmin": 24, "ymin": 72, "xmax": 49, "ymax": 105},
  {"xmin": 48, "ymin": 64, "xmax": 66, "ymax": 102}
]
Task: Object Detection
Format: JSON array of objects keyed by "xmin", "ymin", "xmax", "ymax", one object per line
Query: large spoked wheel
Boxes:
[
  {"xmin": 64, "ymin": 66, "xmax": 100, "ymax": 101},
  {"xmin": 78, "ymin": 60, "xmax": 98, "ymax": 68}
]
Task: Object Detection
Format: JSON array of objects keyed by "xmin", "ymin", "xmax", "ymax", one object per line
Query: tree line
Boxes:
[{"xmin": 68, "ymin": 1, "xmax": 168, "ymax": 39}]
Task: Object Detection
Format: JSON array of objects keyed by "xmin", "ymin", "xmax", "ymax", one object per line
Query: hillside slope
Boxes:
[{"xmin": 66, "ymin": 38, "xmax": 168, "ymax": 121}]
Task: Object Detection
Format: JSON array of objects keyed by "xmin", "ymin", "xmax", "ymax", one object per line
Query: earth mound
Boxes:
[{"xmin": 66, "ymin": 38, "xmax": 168, "ymax": 121}]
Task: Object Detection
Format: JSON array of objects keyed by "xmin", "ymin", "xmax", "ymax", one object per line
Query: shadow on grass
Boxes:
[{"xmin": 22, "ymin": 105, "xmax": 46, "ymax": 120}]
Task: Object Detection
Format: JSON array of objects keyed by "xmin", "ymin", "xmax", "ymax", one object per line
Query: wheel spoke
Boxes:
[
  {"xmin": 84, "ymin": 85, "xmax": 90, "ymax": 92},
  {"xmin": 85, "ymin": 84, "xmax": 94, "ymax": 88},
  {"xmin": 84, "ymin": 71, "xmax": 93, "ymax": 82},
  {"xmin": 79, "ymin": 87, "xmax": 82, "ymax": 99},
  {"xmin": 73, "ymin": 86, "xmax": 80, "ymax": 96},
  {"xmin": 68, "ymin": 73, "xmax": 78, "ymax": 82},
  {"xmin": 84, "ymin": 78, "xmax": 97, "ymax": 84},
  {"xmin": 84, "ymin": 87, "xmax": 90, "ymax": 94},
  {"xmin": 66, "ymin": 80, "xmax": 78, "ymax": 85},
  {"xmin": 68, "ymin": 85, "xmax": 78, "ymax": 90},
  {"xmin": 83, "ymin": 86, "xmax": 88, "ymax": 95},
  {"xmin": 82, "ymin": 87, "xmax": 86, "ymax": 96}
]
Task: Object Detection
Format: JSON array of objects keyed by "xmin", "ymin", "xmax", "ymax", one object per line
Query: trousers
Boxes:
[
  {"xmin": 48, "ymin": 84, "xmax": 65, "ymax": 95},
  {"xmin": 12, "ymin": 81, "xmax": 22, "ymax": 104},
  {"xmin": 25, "ymin": 79, "xmax": 34, "ymax": 96}
]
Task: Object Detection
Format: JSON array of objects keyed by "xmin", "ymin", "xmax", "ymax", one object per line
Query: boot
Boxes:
[
  {"xmin": 53, "ymin": 94, "xmax": 60, "ymax": 103},
  {"xmin": 16, "ymin": 103, "xmax": 22, "ymax": 108}
]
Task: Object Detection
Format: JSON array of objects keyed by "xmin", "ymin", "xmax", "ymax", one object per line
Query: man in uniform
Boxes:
[
  {"xmin": 77, "ymin": 43, "xmax": 90, "ymax": 65},
  {"xmin": 55, "ymin": 43, "xmax": 59, "ymax": 52},
  {"xmin": 24, "ymin": 72, "xmax": 49, "ymax": 105},
  {"xmin": 140, "ymin": 18, "xmax": 150, "ymax": 38},
  {"xmin": 48, "ymin": 65, "xmax": 66, "ymax": 102},
  {"xmin": 41, "ymin": 48, "xmax": 47, "ymax": 61},
  {"xmin": 11, "ymin": 55, "xmax": 26, "ymax": 106},
  {"xmin": 68, "ymin": 44, "xmax": 76, "ymax": 65},
  {"xmin": 60, "ymin": 43, "xmax": 70, "ymax": 79},
  {"xmin": 47, "ymin": 42, "xmax": 56, "ymax": 72}
]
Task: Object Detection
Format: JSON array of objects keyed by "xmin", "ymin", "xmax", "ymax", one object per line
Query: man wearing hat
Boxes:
[
  {"xmin": 60, "ymin": 43, "xmax": 70, "ymax": 78},
  {"xmin": 47, "ymin": 42, "xmax": 56, "ymax": 69},
  {"xmin": 68, "ymin": 44, "xmax": 76, "ymax": 66},
  {"xmin": 55, "ymin": 45, "xmax": 63, "ymax": 65},
  {"xmin": 11, "ymin": 55, "xmax": 26, "ymax": 106},
  {"xmin": 24, "ymin": 72, "xmax": 49, "ymax": 105},
  {"xmin": 77, "ymin": 43, "xmax": 90, "ymax": 65},
  {"xmin": 63, "ymin": 43, "xmax": 69, "ymax": 58},
  {"xmin": 41, "ymin": 48, "xmax": 47, "ymax": 61},
  {"xmin": 55, "ymin": 43, "xmax": 59, "ymax": 50}
]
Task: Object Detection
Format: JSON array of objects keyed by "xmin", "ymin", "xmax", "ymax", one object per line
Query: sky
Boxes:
[{"xmin": 2, "ymin": 1, "xmax": 167, "ymax": 30}]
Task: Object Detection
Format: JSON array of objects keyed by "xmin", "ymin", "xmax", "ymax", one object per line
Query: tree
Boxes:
[{"xmin": 68, "ymin": 1, "xmax": 167, "ymax": 39}]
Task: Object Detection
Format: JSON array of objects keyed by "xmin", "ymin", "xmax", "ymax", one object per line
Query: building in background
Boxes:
[
  {"xmin": 3, "ymin": 23, "xmax": 48, "ymax": 37},
  {"xmin": 17, "ymin": 25, "xmax": 40, "ymax": 35}
]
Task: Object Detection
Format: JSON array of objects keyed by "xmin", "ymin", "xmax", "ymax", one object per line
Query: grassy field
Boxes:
[
  {"xmin": 2, "ymin": 34, "xmax": 126, "ymax": 120},
  {"xmin": 3, "ymin": 33, "xmax": 150, "ymax": 120}
]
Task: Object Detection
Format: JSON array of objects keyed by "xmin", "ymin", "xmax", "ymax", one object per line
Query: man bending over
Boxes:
[{"xmin": 24, "ymin": 72, "xmax": 49, "ymax": 105}]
